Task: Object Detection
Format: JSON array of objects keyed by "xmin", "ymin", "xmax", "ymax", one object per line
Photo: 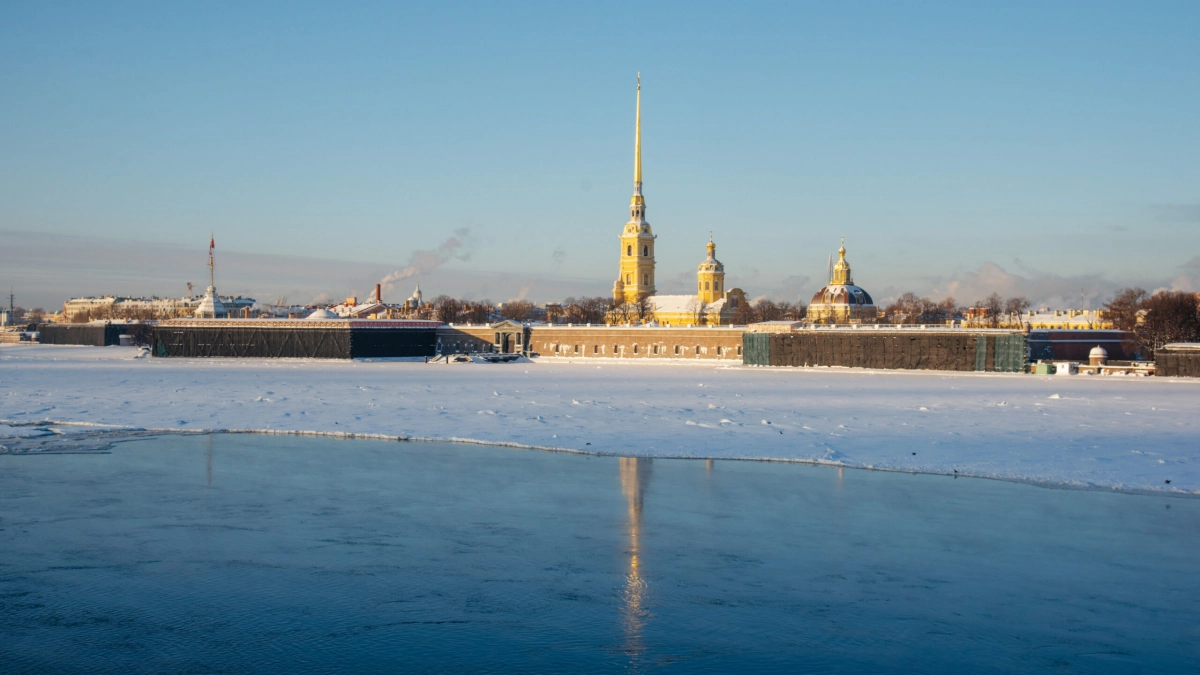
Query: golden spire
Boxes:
[
  {"xmin": 707, "ymin": 232, "xmax": 715, "ymax": 258},
  {"xmin": 634, "ymin": 73, "xmax": 641, "ymax": 185},
  {"xmin": 832, "ymin": 237, "xmax": 853, "ymax": 285}
]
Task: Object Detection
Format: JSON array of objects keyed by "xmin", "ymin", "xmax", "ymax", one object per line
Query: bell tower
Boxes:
[
  {"xmin": 613, "ymin": 74, "xmax": 657, "ymax": 304},
  {"xmin": 696, "ymin": 234, "xmax": 725, "ymax": 304}
]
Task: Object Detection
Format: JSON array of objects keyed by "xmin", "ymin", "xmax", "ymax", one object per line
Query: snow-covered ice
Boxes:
[{"xmin": 2, "ymin": 343, "xmax": 1197, "ymax": 494}]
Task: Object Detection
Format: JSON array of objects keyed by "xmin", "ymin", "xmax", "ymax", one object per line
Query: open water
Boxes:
[{"xmin": 1, "ymin": 434, "xmax": 1197, "ymax": 673}]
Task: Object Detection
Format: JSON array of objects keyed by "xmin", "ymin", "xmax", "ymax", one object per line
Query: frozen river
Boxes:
[{"xmin": 1, "ymin": 434, "xmax": 1197, "ymax": 673}]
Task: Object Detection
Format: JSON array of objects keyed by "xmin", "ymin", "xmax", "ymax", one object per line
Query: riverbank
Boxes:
[{"xmin": 2, "ymin": 344, "xmax": 1197, "ymax": 494}]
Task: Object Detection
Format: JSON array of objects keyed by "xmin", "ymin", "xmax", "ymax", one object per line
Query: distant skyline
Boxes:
[{"xmin": 2, "ymin": 1, "xmax": 1198, "ymax": 310}]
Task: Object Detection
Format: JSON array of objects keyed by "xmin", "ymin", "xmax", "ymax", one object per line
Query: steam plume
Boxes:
[{"xmin": 380, "ymin": 228, "xmax": 471, "ymax": 291}]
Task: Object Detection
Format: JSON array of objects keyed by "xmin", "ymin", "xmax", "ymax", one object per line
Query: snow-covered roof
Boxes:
[
  {"xmin": 306, "ymin": 309, "xmax": 339, "ymax": 320},
  {"xmin": 650, "ymin": 295, "xmax": 726, "ymax": 314}
]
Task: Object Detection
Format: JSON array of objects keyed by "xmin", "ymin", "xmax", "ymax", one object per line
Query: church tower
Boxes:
[
  {"xmin": 613, "ymin": 74, "xmax": 656, "ymax": 304},
  {"xmin": 696, "ymin": 234, "xmax": 725, "ymax": 304}
]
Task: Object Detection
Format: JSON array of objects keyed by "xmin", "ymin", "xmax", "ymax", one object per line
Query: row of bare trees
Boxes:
[
  {"xmin": 730, "ymin": 299, "xmax": 806, "ymax": 326},
  {"xmin": 879, "ymin": 293, "xmax": 1031, "ymax": 327},
  {"xmin": 1103, "ymin": 288, "xmax": 1200, "ymax": 355}
]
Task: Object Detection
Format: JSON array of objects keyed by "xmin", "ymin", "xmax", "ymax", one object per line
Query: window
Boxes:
[
  {"xmin": 716, "ymin": 346, "xmax": 722, "ymax": 356},
  {"xmin": 633, "ymin": 344, "xmax": 638, "ymax": 354},
  {"xmin": 626, "ymin": 274, "xmax": 631, "ymax": 284},
  {"xmin": 613, "ymin": 344, "xmax": 618, "ymax": 355},
  {"xmin": 694, "ymin": 345, "xmax": 699, "ymax": 355},
  {"xmin": 737, "ymin": 345, "xmax": 743, "ymax": 356},
  {"xmin": 653, "ymin": 345, "xmax": 658, "ymax": 354},
  {"xmin": 627, "ymin": 245, "xmax": 632, "ymax": 256},
  {"xmin": 593, "ymin": 345, "xmax": 598, "ymax": 354},
  {"xmin": 698, "ymin": 282, "xmax": 702, "ymax": 291},
  {"xmin": 705, "ymin": 281, "xmax": 710, "ymax": 290},
  {"xmin": 642, "ymin": 245, "xmax": 648, "ymax": 256},
  {"xmin": 516, "ymin": 333, "xmax": 522, "ymax": 345},
  {"xmin": 674, "ymin": 345, "xmax": 680, "ymax": 355},
  {"xmin": 643, "ymin": 274, "xmax": 648, "ymax": 285},
  {"xmin": 574, "ymin": 344, "xmax": 579, "ymax": 353}
]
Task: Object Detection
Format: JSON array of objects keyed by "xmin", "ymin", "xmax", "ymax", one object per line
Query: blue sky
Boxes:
[{"xmin": 2, "ymin": 1, "xmax": 1198, "ymax": 309}]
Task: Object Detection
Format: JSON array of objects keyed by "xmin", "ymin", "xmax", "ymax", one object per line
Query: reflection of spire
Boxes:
[{"xmin": 619, "ymin": 457, "xmax": 652, "ymax": 665}]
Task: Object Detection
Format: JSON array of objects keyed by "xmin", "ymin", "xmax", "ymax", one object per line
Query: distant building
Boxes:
[
  {"xmin": 1024, "ymin": 309, "xmax": 1112, "ymax": 330},
  {"xmin": 62, "ymin": 295, "xmax": 254, "ymax": 321}
]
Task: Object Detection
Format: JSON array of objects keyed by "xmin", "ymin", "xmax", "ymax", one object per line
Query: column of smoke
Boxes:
[{"xmin": 380, "ymin": 228, "xmax": 472, "ymax": 293}]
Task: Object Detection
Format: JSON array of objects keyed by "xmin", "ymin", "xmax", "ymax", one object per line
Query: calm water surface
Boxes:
[{"xmin": 1, "ymin": 435, "xmax": 1197, "ymax": 673}]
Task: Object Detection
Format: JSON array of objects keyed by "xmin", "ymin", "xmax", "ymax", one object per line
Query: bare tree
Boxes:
[
  {"xmin": 1136, "ymin": 291, "xmax": 1200, "ymax": 355},
  {"xmin": 1103, "ymin": 287, "xmax": 1149, "ymax": 332},
  {"xmin": 979, "ymin": 293, "xmax": 1004, "ymax": 328},
  {"xmin": 632, "ymin": 293, "xmax": 653, "ymax": 323},
  {"xmin": 1004, "ymin": 296, "xmax": 1031, "ymax": 317},
  {"xmin": 499, "ymin": 300, "xmax": 535, "ymax": 322},
  {"xmin": 459, "ymin": 300, "xmax": 493, "ymax": 324},
  {"xmin": 684, "ymin": 297, "xmax": 709, "ymax": 326},
  {"xmin": 429, "ymin": 295, "xmax": 462, "ymax": 323},
  {"xmin": 753, "ymin": 298, "xmax": 783, "ymax": 322}
]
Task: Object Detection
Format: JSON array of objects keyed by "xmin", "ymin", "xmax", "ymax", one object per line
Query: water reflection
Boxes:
[{"xmin": 619, "ymin": 457, "xmax": 653, "ymax": 666}]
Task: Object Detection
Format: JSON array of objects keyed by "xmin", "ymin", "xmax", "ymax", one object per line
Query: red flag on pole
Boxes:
[{"xmin": 210, "ymin": 236, "xmax": 215, "ymax": 252}]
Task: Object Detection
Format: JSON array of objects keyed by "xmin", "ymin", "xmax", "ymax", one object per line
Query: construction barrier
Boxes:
[{"xmin": 743, "ymin": 329, "xmax": 1027, "ymax": 373}]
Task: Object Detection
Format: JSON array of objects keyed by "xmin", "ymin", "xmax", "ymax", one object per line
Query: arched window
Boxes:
[
  {"xmin": 642, "ymin": 245, "xmax": 648, "ymax": 256},
  {"xmin": 705, "ymin": 282, "xmax": 710, "ymax": 290},
  {"xmin": 643, "ymin": 274, "xmax": 648, "ymax": 285},
  {"xmin": 627, "ymin": 245, "xmax": 632, "ymax": 256},
  {"xmin": 698, "ymin": 282, "xmax": 702, "ymax": 291},
  {"xmin": 626, "ymin": 274, "xmax": 631, "ymax": 284}
]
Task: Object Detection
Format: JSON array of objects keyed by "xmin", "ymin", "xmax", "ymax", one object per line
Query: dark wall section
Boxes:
[
  {"xmin": 37, "ymin": 323, "xmax": 124, "ymax": 346},
  {"xmin": 152, "ymin": 326, "xmax": 437, "ymax": 359},
  {"xmin": 1028, "ymin": 330, "xmax": 1138, "ymax": 361},
  {"xmin": 1156, "ymin": 347, "xmax": 1200, "ymax": 378},
  {"xmin": 350, "ymin": 329, "xmax": 437, "ymax": 358},
  {"xmin": 743, "ymin": 331, "xmax": 1027, "ymax": 373}
]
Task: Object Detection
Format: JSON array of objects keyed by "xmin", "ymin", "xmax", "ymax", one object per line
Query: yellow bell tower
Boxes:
[
  {"xmin": 696, "ymin": 234, "xmax": 725, "ymax": 304},
  {"xmin": 613, "ymin": 73, "xmax": 656, "ymax": 304}
]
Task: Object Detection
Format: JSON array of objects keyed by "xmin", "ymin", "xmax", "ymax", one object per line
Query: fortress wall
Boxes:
[
  {"xmin": 744, "ymin": 330, "xmax": 1028, "ymax": 373},
  {"xmin": 531, "ymin": 327, "xmax": 744, "ymax": 359}
]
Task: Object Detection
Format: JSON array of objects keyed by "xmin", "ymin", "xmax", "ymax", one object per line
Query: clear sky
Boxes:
[{"xmin": 2, "ymin": 1, "xmax": 1198, "ymax": 310}]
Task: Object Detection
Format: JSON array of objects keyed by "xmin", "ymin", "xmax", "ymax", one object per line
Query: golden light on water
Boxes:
[{"xmin": 619, "ymin": 457, "xmax": 652, "ymax": 665}]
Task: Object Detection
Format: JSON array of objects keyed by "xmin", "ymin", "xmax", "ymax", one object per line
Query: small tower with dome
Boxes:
[
  {"xmin": 806, "ymin": 239, "xmax": 876, "ymax": 324},
  {"xmin": 697, "ymin": 234, "xmax": 725, "ymax": 304}
]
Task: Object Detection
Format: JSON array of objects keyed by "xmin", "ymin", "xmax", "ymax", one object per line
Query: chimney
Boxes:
[
  {"xmin": 243, "ymin": 307, "xmax": 250, "ymax": 319},
  {"xmin": 375, "ymin": 283, "xmax": 382, "ymax": 304}
]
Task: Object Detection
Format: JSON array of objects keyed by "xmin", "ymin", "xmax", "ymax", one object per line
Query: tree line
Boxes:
[{"xmin": 1103, "ymin": 288, "xmax": 1200, "ymax": 356}]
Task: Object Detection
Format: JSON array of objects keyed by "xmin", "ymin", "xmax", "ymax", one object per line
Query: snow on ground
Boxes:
[{"xmin": 2, "ymin": 344, "xmax": 1198, "ymax": 494}]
